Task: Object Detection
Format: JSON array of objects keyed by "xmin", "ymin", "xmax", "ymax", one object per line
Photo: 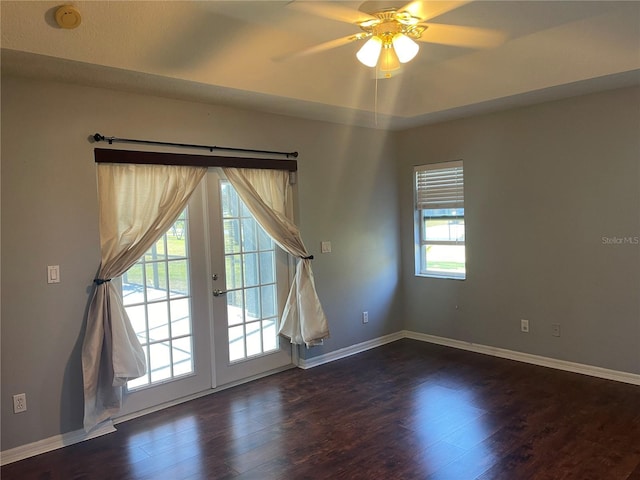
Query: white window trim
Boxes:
[{"xmin": 414, "ymin": 161, "xmax": 466, "ymax": 280}]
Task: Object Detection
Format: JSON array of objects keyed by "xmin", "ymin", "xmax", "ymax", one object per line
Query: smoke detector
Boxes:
[{"xmin": 55, "ymin": 5, "xmax": 81, "ymax": 29}]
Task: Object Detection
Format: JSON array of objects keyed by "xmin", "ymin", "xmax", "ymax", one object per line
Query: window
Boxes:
[
  {"xmin": 221, "ymin": 181, "xmax": 280, "ymax": 362},
  {"xmin": 414, "ymin": 161, "xmax": 465, "ymax": 279},
  {"xmin": 122, "ymin": 209, "xmax": 194, "ymax": 390}
]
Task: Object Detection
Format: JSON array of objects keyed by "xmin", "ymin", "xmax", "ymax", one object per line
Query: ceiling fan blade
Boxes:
[
  {"xmin": 274, "ymin": 33, "xmax": 368, "ymax": 62},
  {"xmin": 290, "ymin": 2, "xmax": 376, "ymax": 25},
  {"xmin": 400, "ymin": 0, "xmax": 472, "ymax": 22},
  {"xmin": 417, "ymin": 24, "xmax": 506, "ymax": 49}
]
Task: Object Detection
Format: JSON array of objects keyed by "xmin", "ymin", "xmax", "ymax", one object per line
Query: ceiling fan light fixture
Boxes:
[
  {"xmin": 356, "ymin": 36, "xmax": 383, "ymax": 67},
  {"xmin": 379, "ymin": 46, "xmax": 401, "ymax": 77},
  {"xmin": 392, "ymin": 33, "xmax": 419, "ymax": 63}
]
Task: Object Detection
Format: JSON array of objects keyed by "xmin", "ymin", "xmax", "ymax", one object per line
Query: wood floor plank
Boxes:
[{"xmin": 2, "ymin": 339, "xmax": 639, "ymax": 479}]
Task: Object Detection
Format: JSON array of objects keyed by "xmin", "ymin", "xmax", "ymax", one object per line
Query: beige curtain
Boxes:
[
  {"xmin": 83, "ymin": 163, "xmax": 206, "ymax": 431},
  {"xmin": 223, "ymin": 168, "xmax": 329, "ymax": 347}
]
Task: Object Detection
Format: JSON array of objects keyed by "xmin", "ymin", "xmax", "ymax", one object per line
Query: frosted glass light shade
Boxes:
[
  {"xmin": 392, "ymin": 33, "xmax": 419, "ymax": 63},
  {"xmin": 379, "ymin": 46, "xmax": 401, "ymax": 72},
  {"xmin": 356, "ymin": 36, "xmax": 383, "ymax": 67}
]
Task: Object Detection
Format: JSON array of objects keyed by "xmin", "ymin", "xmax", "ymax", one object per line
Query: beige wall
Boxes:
[
  {"xmin": 0, "ymin": 75, "xmax": 403, "ymax": 450},
  {"xmin": 397, "ymin": 86, "xmax": 640, "ymax": 374}
]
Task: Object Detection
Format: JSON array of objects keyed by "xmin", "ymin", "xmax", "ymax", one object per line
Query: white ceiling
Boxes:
[{"xmin": 2, "ymin": 1, "xmax": 639, "ymax": 130}]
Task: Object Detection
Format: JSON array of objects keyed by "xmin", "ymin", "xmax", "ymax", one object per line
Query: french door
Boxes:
[
  {"xmin": 116, "ymin": 171, "xmax": 292, "ymax": 417},
  {"xmin": 207, "ymin": 171, "xmax": 292, "ymax": 386}
]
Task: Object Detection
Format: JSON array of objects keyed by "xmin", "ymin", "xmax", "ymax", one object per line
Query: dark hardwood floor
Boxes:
[{"xmin": 3, "ymin": 339, "xmax": 640, "ymax": 479}]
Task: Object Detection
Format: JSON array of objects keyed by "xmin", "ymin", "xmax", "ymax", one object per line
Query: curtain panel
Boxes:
[
  {"xmin": 223, "ymin": 168, "xmax": 329, "ymax": 347},
  {"xmin": 82, "ymin": 163, "xmax": 206, "ymax": 432}
]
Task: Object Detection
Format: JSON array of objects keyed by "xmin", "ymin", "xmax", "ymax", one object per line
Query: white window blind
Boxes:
[{"xmin": 415, "ymin": 161, "xmax": 464, "ymax": 210}]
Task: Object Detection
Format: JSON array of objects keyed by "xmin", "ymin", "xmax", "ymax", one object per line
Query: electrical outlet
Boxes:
[
  {"xmin": 552, "ymin": 324, "xmax": 561, "ymax": 337},
  {"xmin": 13, "ymin": 393, "xmax": 27, "ymax": 413},
  {"xmin": 362, "ymin": 311, "xmax": 369, "ymax": 324},
  {"xmin": 521, "ymin": 319, "xmax": 529, "ymax": 333}
]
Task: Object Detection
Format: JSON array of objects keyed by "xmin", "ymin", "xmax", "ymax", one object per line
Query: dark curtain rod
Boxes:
[{"xmin": 93, "ymin": 133, "xmax": 299, "ymax": 158}]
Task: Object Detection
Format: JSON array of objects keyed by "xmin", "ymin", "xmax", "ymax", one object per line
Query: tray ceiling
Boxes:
[{"xmin": 2, "ymin": 1, "xmax": 639, "ymax": 129}]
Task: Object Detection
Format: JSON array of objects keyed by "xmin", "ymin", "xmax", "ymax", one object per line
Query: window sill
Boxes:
[{"xmin": 415, "ymin": 272, "xmax": 466, "ymax": 281}]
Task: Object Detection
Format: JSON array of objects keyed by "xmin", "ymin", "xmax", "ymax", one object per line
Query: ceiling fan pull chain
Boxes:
[{"xmin": 374, "ymin": 67, "xmax": 379, "ymax": 127}]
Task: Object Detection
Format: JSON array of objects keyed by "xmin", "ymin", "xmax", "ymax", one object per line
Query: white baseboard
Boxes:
[
  {"xmin": 299, "ymin": 330, "xmax": 639, "ymax": 385},
  {"xmin": 298, "ymin": 331, "xmax": 405, "ymax": 369},
  {"xmin": 403, "ymin": 330, "xmax": 640, "ymax": 386},
  {"xmin": 0, "ymin": 420, "xmax": 115, "ymax": 466}
]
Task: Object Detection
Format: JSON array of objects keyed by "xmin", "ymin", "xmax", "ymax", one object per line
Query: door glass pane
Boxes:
[
  {"xmin": 259, "ymin": 252, "xmax": 275, "ymax": 284},
  {"xmin": 221, "ymin": 182, "xmax": 239, "ymax": 217},
  {"xmin": 225, "ymin": 254, "xmax": 243, "ymax": 290},
  {"xmin": 147, "ymin": 301, "xmax": 169, "ymax": 342},
  {"xmin": 228, "ymin": 325, "xmax": 245, "ymax": 362},
  {"xmin": 170, "ymin": 298, "xmax": 191, "ymax": 336},
  {"xmin": 169, "ymin": 213, "xmax": 187, "ymax": 256},
  {"xmin": 168, "ymin": 259, "xmax": 189, "ymax": 297},
  {"xmin": 241, "ymin": 218, "xmax": 258, "ymax": 252},
  {"xmin": 246, "ymin": 321, "xmax": 262, "ymax": 357},
  {"xmin": 244, "ymin": 287, "xmax": 260, "ymax": 321},
  {"xmin": 262, "ymin": 319, "xmax": 277, "ymax": 352},
  {"xmin": 227, "ymin": 290, "xmax": 244, "ymax": 326},
  {"xmin": 145, "ymin": 261, "xmax": 167, "ymax": 301},
  {"xmin": 122, "ymin": 209, "xmax": 195, "ymax": 391},
  {"xmin": 221, "ymin": 181, "xmax": 280, "ymax": 363},
  {"xmin": 149, "ymin": 342, "xmax": 172, "ymax": 383},
  {"xmin": 261, "ymin": 285, "xmax": 277, "ymax": 318},
  {"xmin": 243, "ymin": 253, "xmax": 259, "ymax": 287},
  {"xmin": 172, "ymin": 337, "xmax": 193, "ymax": 376},
  {"xmin": 223, "ymin": 219, "xmax": 241, "ymax": 254}
]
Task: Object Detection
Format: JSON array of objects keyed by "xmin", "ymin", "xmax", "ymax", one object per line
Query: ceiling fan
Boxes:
[{"xmin": 285, "ymin": 1, "xmax": 506, "ymax": 78}]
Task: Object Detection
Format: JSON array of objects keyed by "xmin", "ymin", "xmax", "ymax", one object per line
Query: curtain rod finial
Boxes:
[{"xmin": 93, "ymin": 133, "xmax": 104, "ymax": 142}]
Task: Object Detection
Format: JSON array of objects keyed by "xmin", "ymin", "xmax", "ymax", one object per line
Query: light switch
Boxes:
[
  {"xmin": 47, "ymin": 265, "xmax": 60, "ymax": 284},
  {"xmin": 321, "ymin": 241, "xmax": 332, "ymax": 253}
]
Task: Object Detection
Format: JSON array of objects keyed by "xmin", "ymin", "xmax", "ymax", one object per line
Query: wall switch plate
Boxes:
[
  {"xmin": 362, "ymin": 311, "xmax": 369, "ymax": 324},
  {"xmin": 521, "ymin": 319, "xmax": 529, "ymax": 333},
  {"xmin": 321, "ymin": 241, "xmax": 332, "ymax": 253},
  {"xmin": 47, "ymin": 265, "xmax": 60, "ymax": 284},
  {"xmin": 552, "ymin": 324, "xmax": 561, "ymax": 337},
  {"xmin": 13, "ymin": 393, "xmax": 27, "ymax": 413}
]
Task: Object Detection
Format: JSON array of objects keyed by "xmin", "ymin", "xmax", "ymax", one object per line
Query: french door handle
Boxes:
[{"xmin": 212, "ymin": 289, "xmax": 227, "ymax": 297}]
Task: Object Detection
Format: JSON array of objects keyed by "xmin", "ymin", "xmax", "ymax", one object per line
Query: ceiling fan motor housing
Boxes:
[{"xmin": 360, "ymin": 9, "xmax": 426, "ymax": 43}]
